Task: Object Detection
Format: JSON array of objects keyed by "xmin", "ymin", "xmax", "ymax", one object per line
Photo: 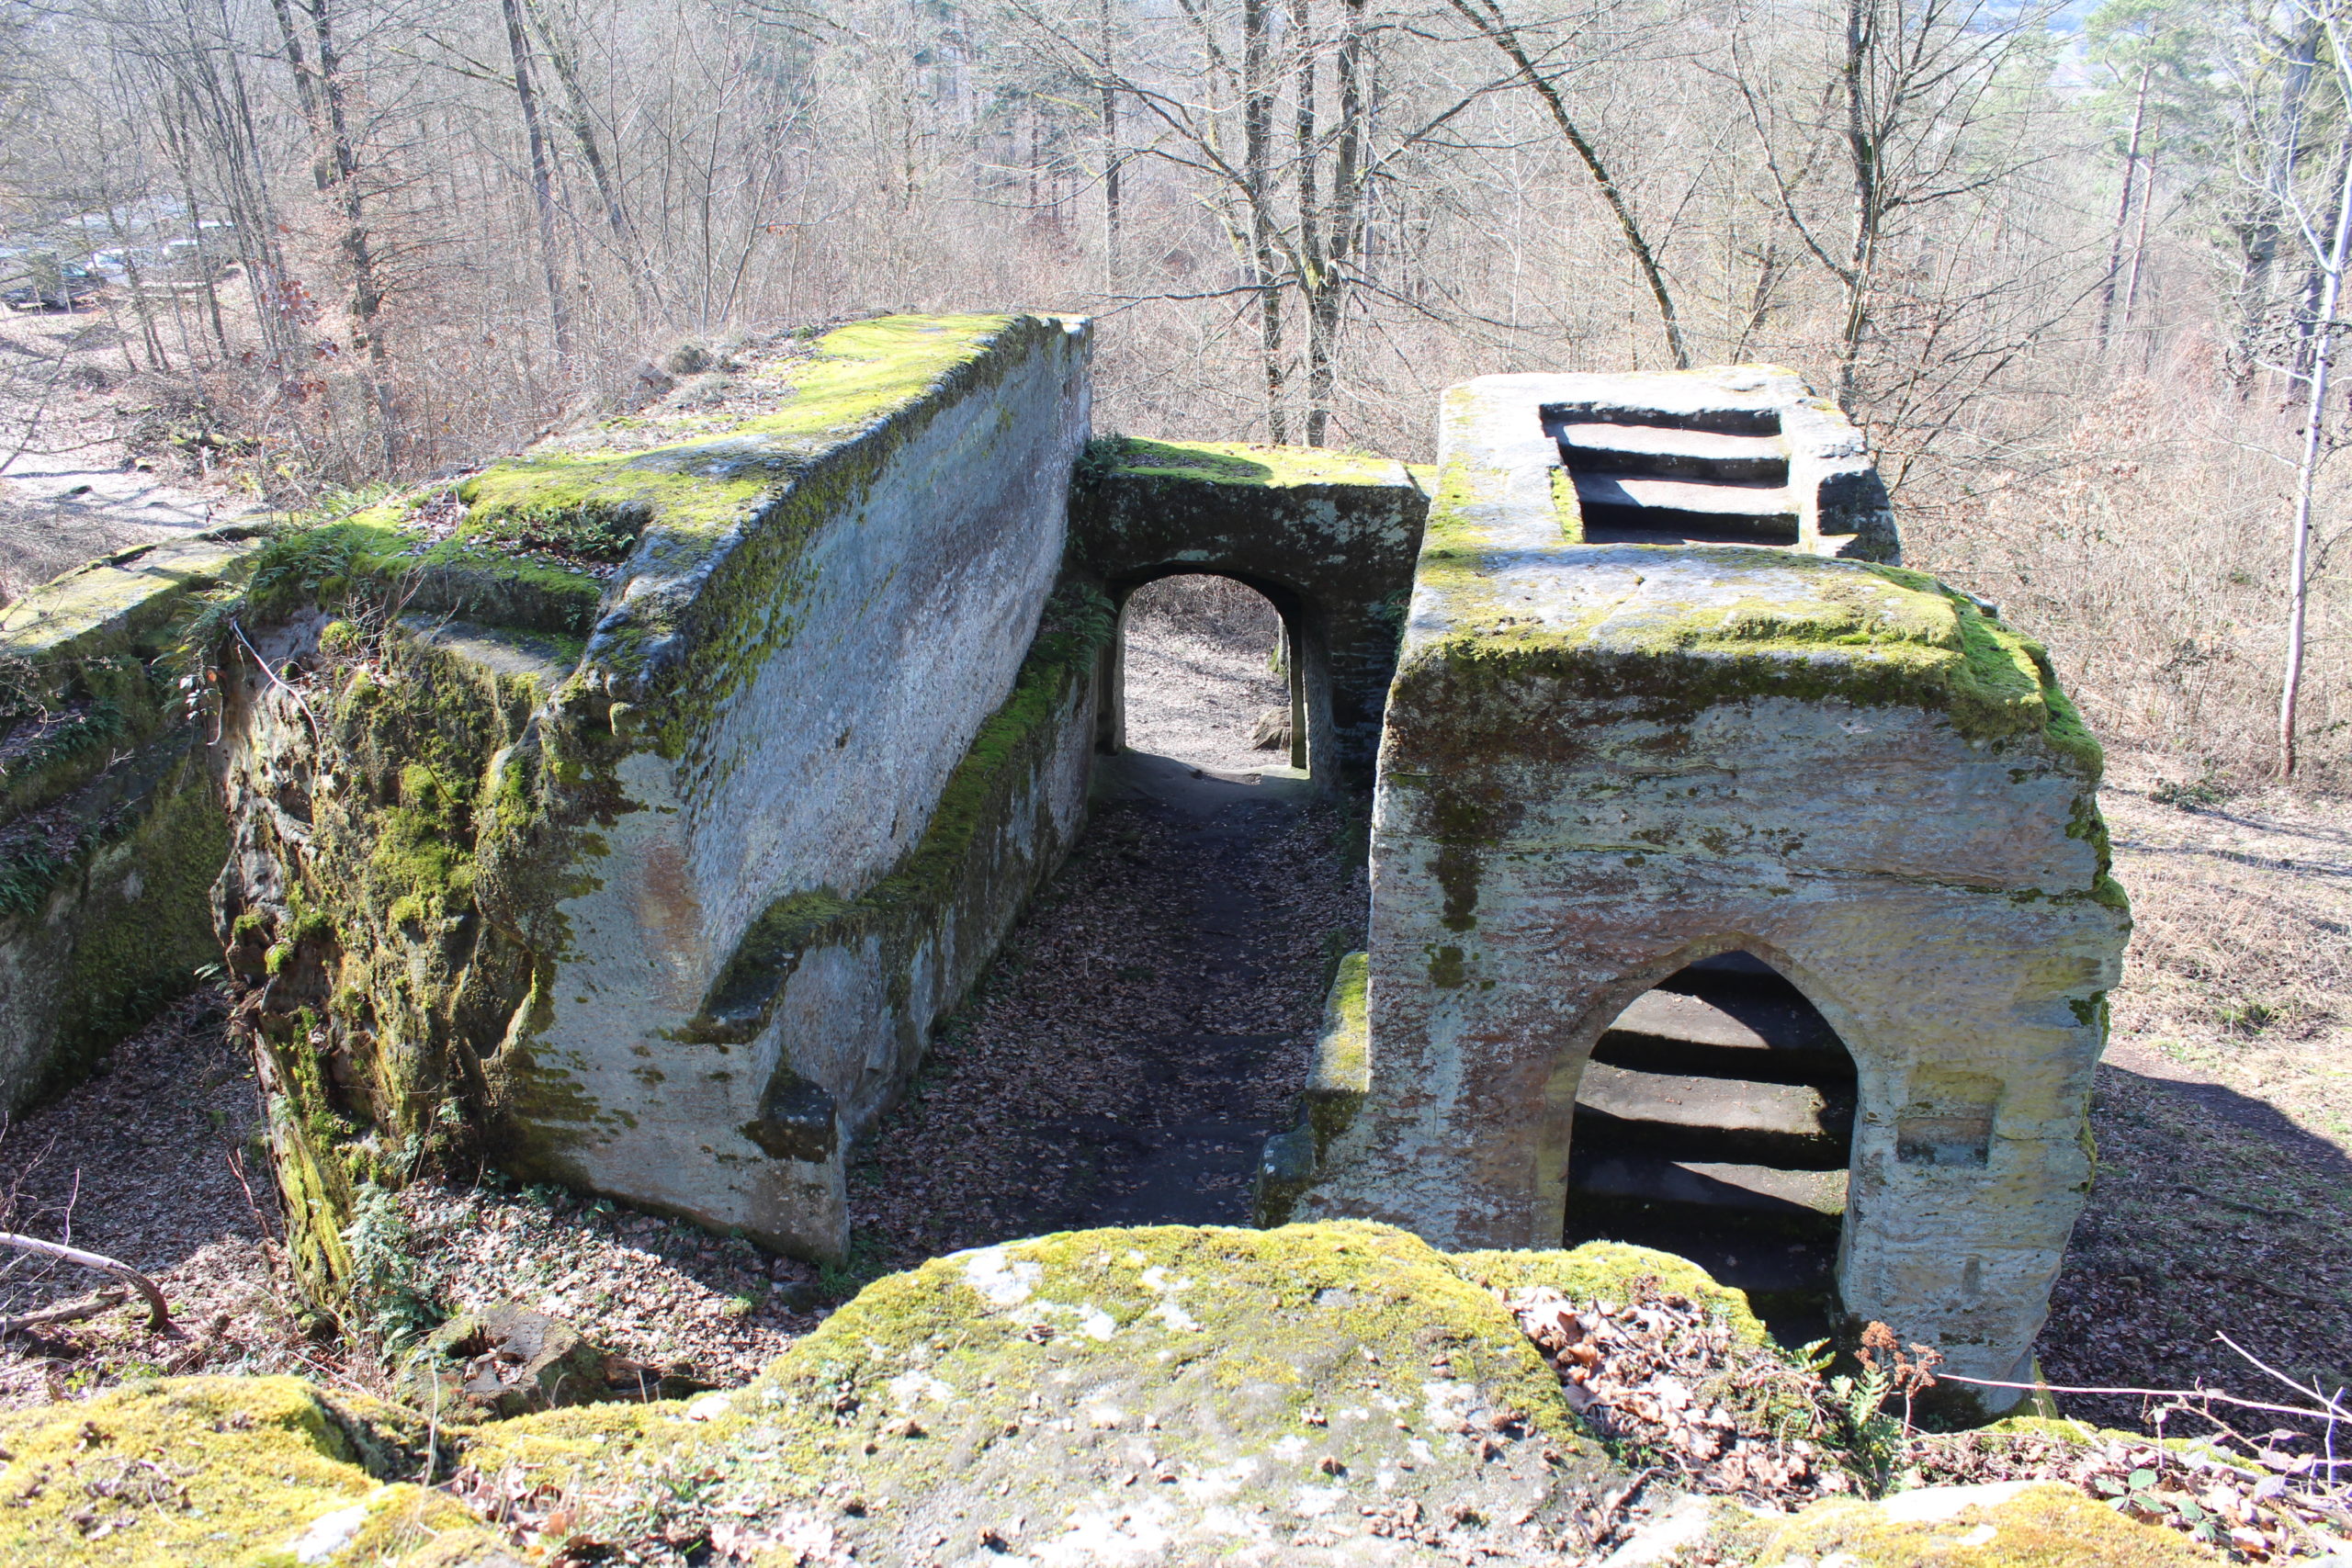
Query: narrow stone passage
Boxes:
[{"xmin": 849, "ymin": 753, "xmax": 1367, "ymax": 1277}]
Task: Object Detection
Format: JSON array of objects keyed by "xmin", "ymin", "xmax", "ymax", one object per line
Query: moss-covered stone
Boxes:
[
  {"xmin": 0, "ymin": 1374, "xmax": 491, "ymax": 1564},
  {"xmin": 1403, "ymin": 544, "xmax": 2103, "ymax": 782},
  {"xmin": 1453, "ymin": 1241, "xmax": 1770, "ymax": 1348},
  {"xmin": 1066, "ymin": 434, "xmax": 1426, "ymax": 787},
  {"xmin": 1083, "ymin": 434, "xmax": 1406, "ymax": 490},
  {"xmin": 1748, "ymin": 1480, "xmax": 2218, "ymax": 1565},
  {"xmin": 1254, "ymin": 953, "xmax": 1371, "ymax": 1225},
  {"xmin": 1, "ymin": 1232, "xmax": 2230, "ymax": 1565},
  {"xmin": 217, "ymin": 615, "xmax": 589, "ymax": 1300},
  {"xmin": 216, "ymin": 313, "xmax": 1093, "ymax": 1284},
  {"xmin": 0, "ymin": 531, "xmax": 257, "ymax": 1111}
]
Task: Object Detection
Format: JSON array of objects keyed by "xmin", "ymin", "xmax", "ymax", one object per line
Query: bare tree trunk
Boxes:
[
  {"xmin": 1306, "ymin": 0, "xmax": 1368, "ymax": 446},
  {"xmin": 1837, "ymin": 0, "xmax": 1882, "ymax": 412},
  {"xmin": 525, "ymin": 0, "xmax": 658, "ymax": 320},
  {"xmin": 2240, "ymin": 18, "xmax": 2321, "ymax": 379},
  {"xmin": 2120, "ymin": 125, "xmax": 2156, "ymax": 346},
  {"xmin": 1099, "ymin": 0, "xmax": 1121, "ymax": 282},
  {"xmin": 1447, "ymin": 0, "xmax": 1690, "ymax": 368},
  {"xmin": 1293, "ymin": 0, "xmax": 1324, "ymax": 443},
  {"xmin": 502, "ymin": 0, "xmax": 573, "ymax": 363},
  {"xmin": 2278, "ymin": 119, "xmax": 2352, "ymax": 778},
  {"xmin": 1244, "ymin": 0, "xmax": 1286, "ymax": 440},
  {"xmin": 301, "ymin": 0, "xmax": 397, "ymax": 467},
  {"xmin": 263, "ymin": 0, "xmax": 330, "ymax": 189},
  {"xmin": 2097, "ymin": 62, "xmax": 2151, "ymax": 355}
]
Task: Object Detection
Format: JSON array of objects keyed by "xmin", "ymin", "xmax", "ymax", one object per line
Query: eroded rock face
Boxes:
[{"xmin": 207, "ymin": 316, "xmax": 1099, "ymax": 1290}]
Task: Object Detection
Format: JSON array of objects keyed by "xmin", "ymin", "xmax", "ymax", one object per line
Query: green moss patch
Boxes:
[
  {"xmin": 458, "ymin": 315, "xmax": 1026, "ymax": 559},
  {"xmin": 1403, "ymin": 545, "xmax": 2106, "ymax": 781},
  {"xmin": 1749, "ymin": 1481, "xmax": 2217, "ymax": 1565},
  {"xmin": 1085, "ymin": 434, "xmax": 1403, "ymax": 490}
]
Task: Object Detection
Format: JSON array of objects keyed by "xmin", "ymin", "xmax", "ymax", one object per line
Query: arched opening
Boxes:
[
  {"xmin": 1564, "ymin": 951, "xmax": 1857, "ymax": 1337},
  {"xmin": 1113, "ymin": 573, "xmax": 1305, "ymax": 777}
]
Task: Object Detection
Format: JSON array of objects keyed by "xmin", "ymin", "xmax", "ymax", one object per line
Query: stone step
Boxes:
[
  {"xmin": 1571, "ymin": 1105, "xmax": 1848, "ymax": 1170},
  {"xmin": 1569, "ymin": 1151, "xmax": 1849, "ymax": 1218},
  {"xmin": 1571, "ymin": 471, "xmax": 1800, "ymax": 546},
  {"xmin": 1573, "ymin": 1062, "xmax": 1852, "ymax": 1149},
  {"xmin": 1611, "ymin": 985, "xmax": 1843, "ymax": 1053},
  {"xmin": 1555, "ymin": 422, "xmax": 1789, "ymax": 483},
  {"xmin": 1572, "ymin": 471, "xmax": 1797, "ymax": 520}
]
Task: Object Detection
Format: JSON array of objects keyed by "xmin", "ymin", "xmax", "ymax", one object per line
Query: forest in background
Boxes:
[{"xmin": 0, "ymin": 0, "xmax": 2346, "ymax": 785}]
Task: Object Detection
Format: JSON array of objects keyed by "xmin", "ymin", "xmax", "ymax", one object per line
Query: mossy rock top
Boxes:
[
  {"xmin": 1404, "ymin": 539, "xmax": 2100, "ymax": 774},
  {"xmin": 461, "ymin": 314, "xmax": 1044, "ymax": 542},
  {"xmin": 1089, "ymin": 435, "xmax": 1412, "ymax": 491},
  {"xmin": 0, "ymin": 534, "xmax": 256, "ymax": 664},
  {"xmin": 0, "ymin": 1230, "xmax": 2206, "ymax": 1564}
]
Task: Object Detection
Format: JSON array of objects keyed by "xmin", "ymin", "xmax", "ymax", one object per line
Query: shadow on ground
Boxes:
[{"xmin": 2040, "ymin": 1061, "xmax": 2352, "ymax": 1435}]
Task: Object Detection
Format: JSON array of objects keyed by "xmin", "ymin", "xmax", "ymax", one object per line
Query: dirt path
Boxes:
[
  {"xmin": 850, "ymin": 749, "xmax": 1367, "ymax": 1274},
  {"xmin": 2033, "ymin": 768, "xmax": 2352, "ymax": 1429},
  {"xmin": 0, "ymin": 310, "xmax": 261, "ymax": 602}
]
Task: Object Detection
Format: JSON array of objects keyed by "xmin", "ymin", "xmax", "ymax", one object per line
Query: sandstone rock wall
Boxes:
[{"xmin": 211, "ymin": 315, "xmax": 1096, "ymax": 1283}]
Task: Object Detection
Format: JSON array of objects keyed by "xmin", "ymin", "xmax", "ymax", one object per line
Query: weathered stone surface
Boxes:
[
  {"xmin": 1292, "ymin": 371, "xmax": 2128, "ymax": 1410},
  {"xmin": 1067, "ymin": 436, "xmax": 1426, "ymax": 785},
  {"xmin": 16, "ymin": 1231, "xmax": 2214, "ymax": 1565},
  {"xmin": 427, "ymin": 1225, "xmax": 1712, "ymax": 1564},
  {"xmin": 413, "ymin": 1306, "xmax": 621, "ymax": 1419},
  {"xmin": 6, "ymin": 1225, "xmax": 1787, "ymax": 1564},
  {"xmin": 0, "ymin": 530, "xmax": 254, "ymax": 1110}
]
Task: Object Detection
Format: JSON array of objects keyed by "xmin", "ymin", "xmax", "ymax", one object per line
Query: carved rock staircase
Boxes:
[
  {"xmin": 1550, "ymin": 407, "xmax": 1801, "ymax": 546},
  {"xmin": 1565, "ymin": 952, "xmax": 1856, "ymax": 1321}
]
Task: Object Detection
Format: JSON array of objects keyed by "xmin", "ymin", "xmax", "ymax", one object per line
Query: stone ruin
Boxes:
[{"xmin": 0, "ymin": 317, "xmax": 2125, "ymax": 1415}]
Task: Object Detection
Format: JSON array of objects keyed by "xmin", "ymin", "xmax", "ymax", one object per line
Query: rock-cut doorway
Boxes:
[
  {"xmin": 1565, "ymin": 951, "xmax": 1858, "ymax": 1339},
  {"xmin": 1113, "ymin": 573, "xmax": 1305, "ymax": 779}
]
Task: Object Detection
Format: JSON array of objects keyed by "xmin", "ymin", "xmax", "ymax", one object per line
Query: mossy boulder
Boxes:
[
  {"xmin": 1, "ymin": 531, "xmax": 255, "ymax": 1111},
  {"xmin": 458, "ymin": 1222, "xmax": 1633, "ymax": 1562},
  {"xmin": 0, "ymin": 1230, "xmax": 2230, "ymax": 1565},
  {"xmin": 0, "ymin": 1374, "xmax": 502, "ymax": 1565}
]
